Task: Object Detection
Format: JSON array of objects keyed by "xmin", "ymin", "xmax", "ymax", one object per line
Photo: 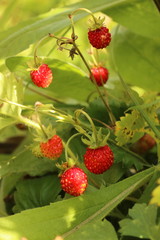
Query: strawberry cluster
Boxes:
[{"xmin": 28, "ymin": 10, "xmax": 114, "ymax": 197}]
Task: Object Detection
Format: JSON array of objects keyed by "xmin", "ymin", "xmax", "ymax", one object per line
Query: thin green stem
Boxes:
[
  {"xmin": 72, "ymin": 42, "xmax": 115, "ymax": 126},
  {"xmin": 47, "ymin": 27, "xmax": 71, "ymax": 57},
  {"xmin": 0, "ymin": 98, "xmax": 41, "ymax": 131},
  {"xmin": 95, "ymin": 48, "xmax": 100, "ymax": 65},
  {"xmin": 68, "ymin": 14, "xmax": 76, "ymax": 40},
  {"xmin": 91, "ymin": 53, "xmax": 98, "ymax": 66},
  {"xmin": 125, "ymin": 196, "xmax": 139, "ymax": 203},
  {"xmin": 70, "ymin": 8, "xmax": 97, "ymax": 24},
  {"xmin": 94, "ymin": 49, "xmax": 116, "ymax": 124},
  {"xmin": 25, "ymin": 83, "xmax": 63, "ymax": 103},
  {"xmin": 64, "ymin": 133, "xmax": 82, "ymax": 163},
  {"xmin": 91, "ymin": 117, "xmax": 113, "ymax": 130},
  {"xmin": 34, "ymin": 35, "xmax": 50, "ymax": 67},
  {"xmin": 18, "ymin": 116, "xmax": 41, "ymax": 131},
  {"xmin": 0, "ymin": 98, "xmax": 34, "ymax": 111},
  {"xmin": 35, "ymin": 108, "xmax": 48, "ymax": 139},
  {"xmin": 75, "ymin": 109, "xmax": 98, "ymax": 144}
]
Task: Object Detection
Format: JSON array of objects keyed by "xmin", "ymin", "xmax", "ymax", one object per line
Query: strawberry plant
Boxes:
[{"xmin": 0, "ymin": 0, "xmax": 160, "ymax": 240}]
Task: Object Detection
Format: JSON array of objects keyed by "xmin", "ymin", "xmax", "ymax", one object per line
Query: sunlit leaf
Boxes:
[
  {"xmin": 0, "ymin": 167, "xmax": 154, "ymax": 240},
  {"xmin": 119, "ymin": 203, "xmax": 160, "ymax": 239}
]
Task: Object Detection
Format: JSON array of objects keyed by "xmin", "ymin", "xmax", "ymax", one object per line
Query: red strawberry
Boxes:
[
  {"xmin": 60, "ymin": 167, "xmax": 88, "ymax": 196},
  {"xmin": 30, "ymin": 64, "xmax": 53, "ymax": 88},
  {"xmin": 88, "ymin": 27, "xmax": 111, "ymax": 49},
  {"xmin": 40, "ymin": 135, "xmax": 63, "ymax": 160},
  {"xmin": 84, "ymin": 145, "xmax": 114, "ymax": 174},
  {"xmin": 90, "ymin": 66, "xmax": 109, "ymax": 86}
]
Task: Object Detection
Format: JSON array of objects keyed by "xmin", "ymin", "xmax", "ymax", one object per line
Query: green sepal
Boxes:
[
  {"xmin": 81, "ymin": 128, "xmax": 110, "ymax": 149},
  {"xmin": 56, "ymin": 158, "xmax": 77, "ymax": 177},
  {"xmin": 88, "ymin": 16, "xmax": 106, "ymax": 30},
  {"xmin": 33, "ymin": 124, "xmax": 56, "ymax": 143},
  {"xmin": 27, "ymin": 143, "xmax": 43, "ymax": 158}
]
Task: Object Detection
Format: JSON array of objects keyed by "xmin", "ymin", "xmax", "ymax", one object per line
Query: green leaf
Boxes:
[
  {"xmin": 0, "ymin": 167, "xmax": 155, "ymax": 240},
  {"xmin": 111, "ymin": 26, "xmax": 160, "ymax": 91},
  {"xmin": 102, "ymin": 163, "xmax": 125, "ymax": 185},
  {"xmin": 13, "ymin": 175, "xmax": 61, "ymax": 213},
  {"xmin": 0, "ymin": 73, "xmax": 23, "ymax": 117},
  {"xmin": 0, "ymin": 173, "xmax": 23, "ymax": 217},
  {"xmin": 6, "ymin": 56, "xmax": 95, "ymax": 103},
  {"xmin": 0, "ymin": 121, "xmax": 26, "ymax": 143},
  {"xmin": 115, "ymin": 110, "xmax": 145, "ymax": 146},
  {"xmin": 104, "ymin": 0, "xmax": 160, "ymax": 40},
  {"xmin": 119, "ymin": 203, "xmax": 160, "ymax": 240},
  {"xmin": 0, "ymin": 137, "xmax": 57, "ymax": 178},
  {"xmin": 0, "ymin": 0, "xmax": 159, "ymax": 58},
  {"xmin": 108, "ymin": 140, "xmax": 144, "ymax": 170},
  {"xmin": 65, "ymin": 219, "xmax": 118, "ymax": 240},
  {"xmin": 0, "ymin": 117, "xmax": 17, "ymax": 132}
]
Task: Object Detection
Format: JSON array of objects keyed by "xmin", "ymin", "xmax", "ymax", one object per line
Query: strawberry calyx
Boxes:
[
  {"xmin": 88, "ymin": 16, "xmax": 105, "ymax": 31},
  {"xmin": 56, "ymin": 158, "xmax": 77, "ymax": 177},
  {"xmin": 74, "ymin": 109, "xmax": 110, "ymax": 149},
  {"xmin": 26, "ymin": 58, "xmax": 43, "ymax": 72},
  {"xmin": 82, "ymin": 128, "xmax": 110, "ymax": 149}
]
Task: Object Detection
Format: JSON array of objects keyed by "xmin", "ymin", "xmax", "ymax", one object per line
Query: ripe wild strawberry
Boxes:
[
  {"xmin": 40, "ymin": 135, "xmax": 63, "ymax": 160},
  {"xmin": 84, "ymin": 145, "xmax": 114, "ymax": 174},
  {"xmin": 30, "ymin": 64, "xmax": 53, "ymax": 88},
  {"xmin": 88, "ymin": 27, "xmax": 111, "ymax": 49},
  {"xmin": 60, "ymin": 167, "xmax": 88, "ymax": 196},
  {"xmin": 90, "ymin": 66, "xmax": 109, "ymax": 86}
]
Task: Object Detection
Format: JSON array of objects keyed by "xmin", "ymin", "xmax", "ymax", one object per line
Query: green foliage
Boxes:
[
  {"xmin": 0, "ymin": 73, "xmax": 22, "ymax": 117},
  {"xmin": 0, "ymin": 167, "xmax": 154, "ymax": 240},
  {"xmin": 0, "ymin": 0, "xmax": 160, "ymax": 239},
  {"xmin": 0, "ymin": 137, "xmax": 57, "ymax": 178},
  {"xmin": 119, "ymin": 203, "xmax": 160, "ymax": 240},
  {"xmin": 108, "ymin": 141, "xmax": 144, "ymax": 170},
  {"xmin": 111, "ymin": 26, "xmax": 160, "ymax": 91},
  {"xmin": 13, "ymin": 175, "xmax": 61, "ymax": 213},
  {"xmin": 66, "ymin": 219, "xmax": 118, "ymax": 240},
  {"xmin": 115, "ymin": 110, "xmax": 145, "ymax": 146}
]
